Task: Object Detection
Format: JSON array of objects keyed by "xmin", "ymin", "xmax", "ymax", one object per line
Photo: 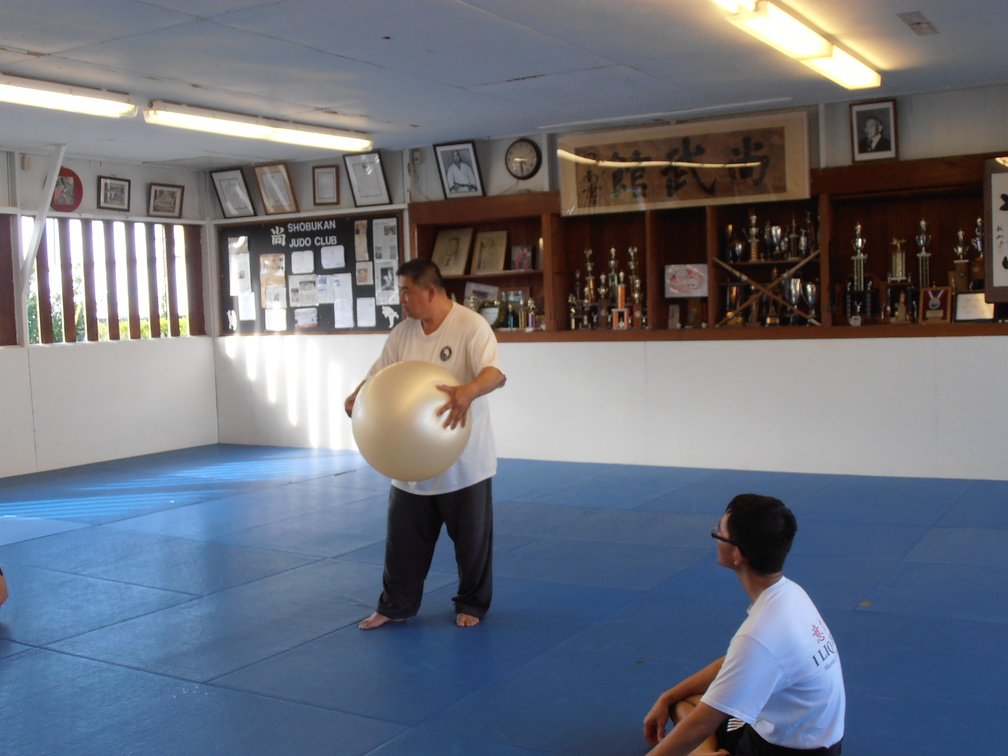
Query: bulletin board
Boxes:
[{"xmin": 219, "ymin": 211, "xmax": 403, "ymax": 334}]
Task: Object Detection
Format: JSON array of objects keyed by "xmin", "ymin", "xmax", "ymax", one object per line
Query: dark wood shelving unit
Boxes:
[{"xmin": 407, "ymin": 152, "xmax": 1006, "ymax": 341}]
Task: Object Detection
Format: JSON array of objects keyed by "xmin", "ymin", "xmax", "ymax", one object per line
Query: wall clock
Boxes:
[{"xmin": 504, "ymin": 138, "xmax": 542, "ymax": 180}]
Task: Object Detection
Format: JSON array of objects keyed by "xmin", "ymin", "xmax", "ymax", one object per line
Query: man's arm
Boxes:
[
  {"xmin": 646, "ymin": 702, "xmax": 728, "ymax": 756},
  {"xmin": 437, "ymin": 366, "xmax": 505, "ymax": 429},
  {"xmin": 644, "ymin": 657, "xmax": 725, "ymax": 746},
  {"xmin": 344, "ymin": 379, "xmax": 366, "ymax": 418}
]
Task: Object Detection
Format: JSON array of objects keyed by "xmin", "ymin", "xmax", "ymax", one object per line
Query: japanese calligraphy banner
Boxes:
[
  {"xmin": 558, "ymin": 111, "xmax": 809, "ymax": 216},
  {"xmin": 984, "ymin": 158, "xmax": 1008, "ymax": 301}
]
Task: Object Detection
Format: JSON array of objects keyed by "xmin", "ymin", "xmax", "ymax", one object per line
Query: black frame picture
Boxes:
[{"xmin": 433, "ymin": 140, "xmax": 484, "ymax": 198}]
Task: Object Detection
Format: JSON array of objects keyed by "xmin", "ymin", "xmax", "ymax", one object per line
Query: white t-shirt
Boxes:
[
  {"xmin": 367, "ymin": 301, "xmax": 504, "ymax": 495},
  {"xmin": 701, "ymin": 577, "xmax": 845, "ymax": 750}
]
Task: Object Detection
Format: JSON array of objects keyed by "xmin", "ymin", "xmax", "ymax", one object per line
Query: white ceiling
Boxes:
[{"xmin": 1, "ymin": 0, "xmax": 1006, "ymax": 170}]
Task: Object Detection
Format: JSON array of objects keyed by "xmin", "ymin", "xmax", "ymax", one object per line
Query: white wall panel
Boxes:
[
  {"xmin": 27, "ymin": 338, "xmax": 218, "ymax": 471},
  {"xmin": 0, "ymin": 347, "xmax": 39, "ymax": 477}
]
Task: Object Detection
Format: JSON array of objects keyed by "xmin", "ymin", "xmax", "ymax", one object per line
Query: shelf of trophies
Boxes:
[
  {"xmin": 408, "ymin": 191, "xmax": 562, "ymax": 338},
  {"xmin": 553, "ymin": 210, "xmax": 653, "ymax": 335},
  {"xmin": 816, "ymin": 153, "xmax": 1008, "ymax": 334},
  {"xmin": 705, "ymin": 199, "xmax": 826, "ymax": 333}
]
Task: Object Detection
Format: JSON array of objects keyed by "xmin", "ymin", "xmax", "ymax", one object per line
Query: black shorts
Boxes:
[{"xmin": 716, "ymin": 720, "xmax": 842, "ymax": 756}]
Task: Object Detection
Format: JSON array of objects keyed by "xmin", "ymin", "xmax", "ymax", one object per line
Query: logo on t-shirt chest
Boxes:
[{"xmin": 439, "ymin": 346, "xmax": 452, "ymax": 362}]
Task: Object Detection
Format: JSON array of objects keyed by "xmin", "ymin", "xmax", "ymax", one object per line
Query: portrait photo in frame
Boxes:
[
  {"xmin": 254, "ymin": 163, "xmax": 298, "ymax": 215},
  {"xmin": 312, "ymin": 165, "xmax": 340, "ymax": 205},
  {"xmin": 343, "ymin": 152, "xmax": 391, "ymax": 206},
  {"xmin": 147, "ymin": 183, "xmax": 184, "ymax": 218},
  {"xmin": 433, "ymin": 141, "xmax": 484, "ymax": 198},
  {"xmin": 98, "ymin": 176, "xmax": 131, "ymax": 211},
  {"xmin": 431, "ymin": 227, "xmax": 474, "ymax": 277},
  {"xmin": 472, "ymin": 230, "xmax": 508, "ymax": 274},
  {"xmin": 919, "ymin": 286, "xmax": 952, "ymax": 323},
  {"xmin": 851, "ymin": 99, "xmax": 897, "ymax": 162},
  {"xmin": 210, "ymin": 168, "xmax": 256, "ymax": 218}
]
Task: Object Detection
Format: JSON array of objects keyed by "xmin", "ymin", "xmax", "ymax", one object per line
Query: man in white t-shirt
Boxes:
[
  {"xmin": 345, "ymin": 258, "xmax": 506, "ymax": 630},
  {"xmin": 642, "ymin": 494, "xmax": 845, "ymax": 756}
]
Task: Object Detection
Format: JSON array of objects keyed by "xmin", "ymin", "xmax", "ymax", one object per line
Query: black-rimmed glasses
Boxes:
[{"xmin": 710, "ymin": 525, "xmax": 739, "ymax": 549}]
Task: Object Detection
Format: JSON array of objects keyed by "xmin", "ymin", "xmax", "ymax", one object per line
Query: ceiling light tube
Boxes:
[
  {"xmin": 801, "ymin": 46, "xmax": 881, "ymax": 89},
  {"xmin": 728, "ymin": 0, "xmax": 831, "ymax": 60},
  {"xmin": 143, "ymin": 100, "xmax": 373, "ymax": 152},
  {"xmin": 0, "ymin": 72, "xmax": 137, "ymax": 118},
  {"xmin": 709, "ymin": 0, "xmax": 756, "ymax": 12}
]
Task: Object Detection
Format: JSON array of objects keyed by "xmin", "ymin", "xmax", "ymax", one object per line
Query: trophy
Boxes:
[
  {"xmin": 783, "ymin": 275, "xmax": 803, "ymax": 325},
  {"xmin": 567, "ymin": 293, "xmax": 578, "ymax": 331},
  {"xmin": 970, "ymin": 217, "xmax": 985, "ymax": 290},
  {"xmin": 886, "ymin": 237, "xmax": 913, "ymax": 324},
  {"xmin": 597, "ymin": 274, "xmax": 609, "ymax": 328},
  {"xmin": 802, "ymin": 281, "xmax": 818, "ymax": 325},
  {"xmin": 788, "ymin": 218, "xmax": 800, "ymax": 260},
  {"xmin": 724, "ymin": 224, "xmax": 744, "ymax": 263},
  {"xmin": 628, "ymin": 246, "xmax": 644, "ymax": 328},
  {"xmin": 608, "ymin": 248, "xmax": 620, "ymax": 305},
  {"xmin": 916, "ymin": 219, "xmax": 932, "ymax": 288},
  {"xmin": 950, "ymin": 229, "xmax": 970, "ymax": 293},
  {"xmin": 526, "ymin": 297, "xmax": 538, "ymax": 330},
  {"xmin": 846, "ymin": 223, "xmax": 873, "ymax": 325},
  {"xmin": 747, "ymin": 210, "xmax": 761, "ymax": 261},
  {"xmin": 725, "ymin": 282, "xmax": 746, "ymax": 327},
  {"xmin": 765, "ymin": 223, "xmax": 784, "ymax": 260},
  {"xmin": 584, "ymin": 248, "xmax": 596, "ymax": 304}
]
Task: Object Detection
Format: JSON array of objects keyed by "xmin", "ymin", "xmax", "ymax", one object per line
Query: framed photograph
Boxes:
[
  {"xmin": 503, "ymin": 288, "xmax": 528, "ymax": 304},
  {"xmin": 254, "ymin": 163, "xmax": 298, "ymax": 215},
  {"xmin": 98, "ymin": 176, "xmax": 131, "ymax": 211},
  {"xmin": 312, "ymin": 164, "xmax": 340, "ymax": 205},
  {"xmin": 472, "ymin": 230, "xmax": 508, "ymax": 274},
  {"xmin": 147, "ymin": 183, "xmax": 184, "ymax": 218},
  {"xmin": 953, "ymin": 291, "xmax": 995, "ymax": 322},
  {"xmin": 919, "ymin": 286, "xmax": 952, "ymax": 323},
  {"xmin": 664, "ymin": 263, "xmax": 709, "ymax": 298},
  {"xmin": 510, "ymin": 244, "xmax": 534, "ymax": 271},
  {"xmin": 850, "ymin": 99, "xmax": 897, "ymax": 162},
  {"xmin": 433, "ymin": 141, "xmax": 484, "ymax": 198},
  {"xmin": 463, "ymin": 280, "xmax": 499, "ymax": 304},
  {"xmin": 431, "ymin": 227, "xmax": 474, "ymax": 277},
  {"xmin": 210, "ymin": 168, "xmax": 256, "ymax": 218},
  {"xmin": 50, "ymin": 167, "xmax": 83, "ymax": 212},
  {"xmin": 343, "ymin": 151, "xmax": 391, "ymax": 207}
]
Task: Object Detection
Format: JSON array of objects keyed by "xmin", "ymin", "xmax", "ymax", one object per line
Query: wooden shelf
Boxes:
[{"xmin": 407, "ymin": 153, "xmax": 1007, "ymax": 342}]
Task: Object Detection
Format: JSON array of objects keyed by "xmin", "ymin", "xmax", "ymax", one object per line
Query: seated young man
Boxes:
[{"xmin": 642, "ymin": 494, "xmax": 845, "ymax": 756}]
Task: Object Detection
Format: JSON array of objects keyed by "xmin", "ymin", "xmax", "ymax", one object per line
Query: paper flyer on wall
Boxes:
[
  {"xmin": 356, "ymin": 297, "xmax": 377, "ymax": 327},
  {"xmin": 288, "ymin": 274, "xmax": 319, "ymax": 307},
  {"xmin": 354, "ymin": 219, "xmax": 369, "ymax": 260},
  {"xmin": 321, "ymin": 244, "xmax": 345, "ymax": 269},
  {"xmin": 290, "ymin": 249, "xmax": 314, "ymax": 275},
  {"xmin": 259, "ymin": 253, "xmax": 285, "ymax": 308},
  {"xmin": 372, "ymin": 218, "xmax": 398, "ymax": 260}
]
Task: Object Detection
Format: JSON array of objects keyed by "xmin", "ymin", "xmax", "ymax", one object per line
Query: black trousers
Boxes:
[{"xmin": 376, "ymin": 478, "xmax": 493, "ymax": 620}]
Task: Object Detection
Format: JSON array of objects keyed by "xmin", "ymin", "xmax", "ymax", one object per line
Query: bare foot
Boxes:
[
  {"xmin": 358, "ymin": 612, "xmax": 405, "ymax": 630},
  {"xmin": 456, "ymin": 612, "xmax": 481, "ymax": 627}
]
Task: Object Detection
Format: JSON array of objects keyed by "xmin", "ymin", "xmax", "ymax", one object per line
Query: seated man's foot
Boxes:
[
  {"xmin": 456, "ymin": 612, "xmax": 481, "ymax": 627},
  {"xmin": 358, "ymin": 612, "xmax": 405, "ymax": 630}
]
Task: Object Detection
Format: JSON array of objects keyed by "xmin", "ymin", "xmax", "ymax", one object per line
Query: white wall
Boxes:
[
  {"xmin": 213, "ymin": 334, "xmax": 1008, "ymax": 481},
  {"xmin": 0, "ymin": 338, "xmax": 219, "ymax": 477}
]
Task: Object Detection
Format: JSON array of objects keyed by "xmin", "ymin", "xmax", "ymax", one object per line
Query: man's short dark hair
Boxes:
[
  {"xmin": 397, "ymin": 258, "xmax": 444, "ymax": 291},
  {"xmin": 725, "ymin": 494, "xmax": 797, "ymax": 575}
]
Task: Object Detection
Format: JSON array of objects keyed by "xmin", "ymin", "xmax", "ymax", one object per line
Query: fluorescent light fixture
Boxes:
[
  {"xmin": 143, "ymin": 100, "xmax": 372, "ymax": 152},
  {"xmin": 728, "ymin": 1, "xmax": 831, "ymax": 59},
  {"xmin": 0, "ymin": 72, "xmax": 137, "ymax": 118},
  {"xmin": 801, "ymin": 46, "xmax": 882, "ymax": 89},
  {"xmin": 715, "ymin": 0, "xmax": 880, "ymax": 88},
  {"xmin": 709, "ymin": 0, "xmax": 755, "ymax": 11}
]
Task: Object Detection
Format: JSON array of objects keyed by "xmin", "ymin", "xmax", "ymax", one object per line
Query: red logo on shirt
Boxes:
[{"xmin": 811, "ymin": 624, "xmax": 826, "ymax": 643}]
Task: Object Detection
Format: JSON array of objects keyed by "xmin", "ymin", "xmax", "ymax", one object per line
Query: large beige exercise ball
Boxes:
[{"xmin": 352, "ymin": 360, "xmax": 472, "ymax": 482}]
